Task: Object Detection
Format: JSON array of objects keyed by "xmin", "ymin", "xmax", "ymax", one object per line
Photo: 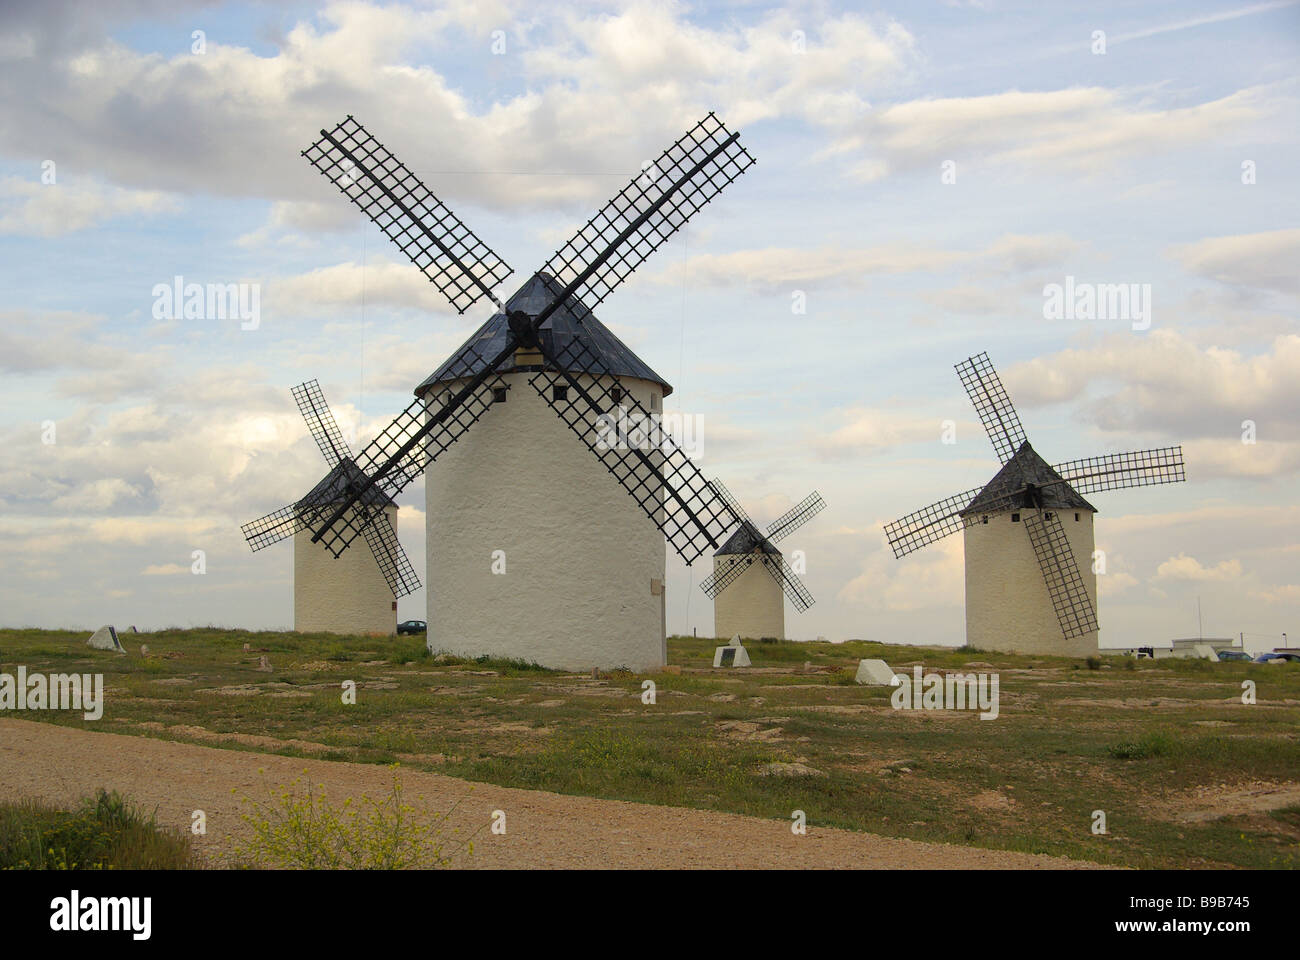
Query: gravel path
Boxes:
[{"xmin": 0, "ymin": 718, "xmax": 1099, "ymax": 869}]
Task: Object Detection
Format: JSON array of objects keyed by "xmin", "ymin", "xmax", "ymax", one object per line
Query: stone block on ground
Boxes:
[
  {"xmin": 854, "ymin": 658, "xmax": 900, "ymax": 686},
  {"xmin": 87, "ymin": 625, "xmax": 125, "ymax": 654}
]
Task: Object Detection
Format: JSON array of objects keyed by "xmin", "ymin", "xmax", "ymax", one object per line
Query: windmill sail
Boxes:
[
  {"xmin": 294, "ymin": 115, "xmax": 756, "ymax": 562},
  {"xmin": 1023, "ymin": 509, "xmax": 1098, "ymax": 640},
  {"xmin": 541, "ymin": 113, "xmax": 755, "ymax": 311},
  {"xmin": 761, "ymin": 553, "xmax": 815, "ymax": 612},
  {"xmin": 304, "ymin": 116, "xmax": 513, "ymax": 313},
  {"xmin": 240, "ymin": 380, "xmax": 423, "ymax": 599},
  {"xmin": 1052, "ymin": 447, "xmax": 1185, "ymax": 495},
  {"xmin": 884, "ymin": 485, "xmax": 985, "ymax": 558},
  {"xmin": 527, "ymin": 327, "xmax": 741, "ymax": 565},
  {"xmin": 766, "ymin": 491, "xmax": 825, "ymax": 544},
  {"xmin": 956, "ymin": 351, "xmax": 1028, "ymax": 464},
  {"xmin": 700, "ymin": 552, "xmax": 759, "ymax": 598}
]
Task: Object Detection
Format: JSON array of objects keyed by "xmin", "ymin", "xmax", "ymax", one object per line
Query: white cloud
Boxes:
[
  {"xmin": 0, "ymin": 2, "xmax": 916, "ymax": 215},
  {"xmin": 1004, "ymin": 332, "xmax": 1300, "ymax": 476},
  {"xmin": 1154, "ymin": 553, "xmax": 1244, "ymax": 582},
  {"xmin": 141, "ymin": 563, "xmax": 189, "ymax": 576},
  {"xmin": 814, "ymin": 407, "xmax": 959, "ymax": 458},
  {"xmin": 839, "ymin": 534, "xmax": 964, "ymax": 614},
  {"xmin": 833, "ymin": 84, "xmax": 1290, "ymax": 181},
  {"xmin": 267, "ymin": 260, "xmax": 461, "ymax": 316},
  {"xmin": 650, "ymin": 233, "xmax": 1078, "ymax": 292},
  {"xmin": 0, "ymin": 176, "xmax": 179, "ymax": 237},
  {"xmin": 1168, "ymin": 228, "xmax": 1300, "ymax": 296}
]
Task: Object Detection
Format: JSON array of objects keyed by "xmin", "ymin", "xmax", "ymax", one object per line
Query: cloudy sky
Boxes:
[{"xmin": 1, "ymin": 0, "xmax": 1297, "ymax": 652}]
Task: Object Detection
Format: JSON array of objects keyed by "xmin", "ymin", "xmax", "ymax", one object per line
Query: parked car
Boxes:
[
  {"xmin": 1274, "ymin": 652, "xmax": 1300, "ymax": 663},
  {"xmin": 1217, "ymin": 650, "xmax": 1253, "ymax": 662},
  {"xmin": 1252, "ymin": 653, "xmax": 1290, "ymax": 664},
  {"xmin": 397, "ymin": 619, "xmax": 427, "ymax": 635}
]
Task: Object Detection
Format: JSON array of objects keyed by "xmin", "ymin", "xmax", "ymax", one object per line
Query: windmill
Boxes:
[
  {"xmin": 883, "ymin": 351, "xmax": 1186, "ymax": 656},
  {"xmin": 241, "ymin": 113, "xmax": 757, "ymax": 669},
  {"xmin": 701, "ymin": 480, "xmax": 825, "ymax": 640},
  {"xmin": 286, "ymin": 379, "xmax": 420, "ymax": 634}
]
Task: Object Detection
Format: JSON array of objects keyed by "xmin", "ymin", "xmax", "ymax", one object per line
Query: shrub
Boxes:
[
  {"xmin": 232, "ymin": 765, "xmax": 477, "ymax": 869},
  {"xmin": 1108, "ymin": 731, "xmax": 1178, "ymax": 760},
  {"xmin": 0, "ymin": 789, "xmax": 197, "ymax": 869},
  {"xmin": 1085, "ymin": 656, "xmax": 1102, "ymax": 671}
]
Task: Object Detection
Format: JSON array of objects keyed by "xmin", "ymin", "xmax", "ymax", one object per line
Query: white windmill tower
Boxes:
[
  {"xmin": 414, "ymin": 274, "xmax": 675, "ymax": 670},
  {"xmin": 702, "ymin": 481, "xmax": 825, "ymax": 641},
  {"xmin": 241, "ymin": 114, "xmax": 758, "ymax": 670},
  {"xmin": 884, "ymin": 352, "xmax": 1186, "ymax": 657},
  {"xmin": 246, "ymin": 379, "xmax": 422, "ymax": 636}
]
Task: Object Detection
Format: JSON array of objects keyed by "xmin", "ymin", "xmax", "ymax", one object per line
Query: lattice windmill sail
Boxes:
[
  {"xmin": 241, "ymin": 380, "xmax": 421, "ymax": 617},
  {"xmin": 702, "ymin": 480, "xmax": 825, "ymax": 640},
  {"xmin": 241, "ymin": 114, "xmax": 760, "ymax": 666},
  {"xmin": 884, "ymin": 351, "xmax": 1186, "ymax": 656}
]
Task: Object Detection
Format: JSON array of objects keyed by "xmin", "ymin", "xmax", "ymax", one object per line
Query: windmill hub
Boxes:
[{"xmin": 506, "ymin": 309, "xmax": 538, "ymax": 347}]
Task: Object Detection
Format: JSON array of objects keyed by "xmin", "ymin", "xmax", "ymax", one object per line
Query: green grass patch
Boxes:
[
  {"xmin": 0, "ymin": 789, "xmax": 198, "ymax": 869},
  {"xmin": 4, "ymin": 627, "xmax": 1299, "ymax": 869}
]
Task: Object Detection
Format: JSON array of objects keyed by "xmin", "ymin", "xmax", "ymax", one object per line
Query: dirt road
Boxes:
[{"xmin": 0, "ymin": 718, "xmax": 1100, "ymax": 869}]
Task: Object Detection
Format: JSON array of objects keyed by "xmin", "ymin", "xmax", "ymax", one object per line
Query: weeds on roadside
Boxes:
[
  {"xmin": 232, "ymin": 765, "xmax": 480, "ymax": 869},
  {"xmin": 0, "ymin": 788, "xmax": 197, "ymax": 869}
]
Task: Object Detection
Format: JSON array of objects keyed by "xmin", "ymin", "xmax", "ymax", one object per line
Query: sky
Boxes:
[{"xmin": 0, "ymin": 0, "xmax": 1297, "ymax": 653}]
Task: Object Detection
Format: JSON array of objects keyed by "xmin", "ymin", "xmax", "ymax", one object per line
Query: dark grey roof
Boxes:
[
  {"xmin": 300, "ymin": 458, "xmax": 394, "ymax": 509},
  {"xmin": 715, "ymin": 520, "xmax": 782, "ymax": 557},
  {"xmin": 414, "ymin": 272, "xmax": 672, "ymax": 397},
  {"xmin": 961, "ymin": 441, "xmax": 1096, "ymax": 515}
]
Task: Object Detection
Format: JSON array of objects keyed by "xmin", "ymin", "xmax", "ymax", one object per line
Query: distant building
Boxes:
[{"xmin": 1107, "ymin": 637, "xmax": 1240, "ymax": 659}]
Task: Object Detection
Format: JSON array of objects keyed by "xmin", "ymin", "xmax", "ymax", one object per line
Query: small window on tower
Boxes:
[
  {"xmin": 492, "ymin": 386, "xmax": 508, "ymax": 403},
  {"xmin": 650, "ymin": 393, "xmax": 660, "ymax": 412},
  {"xmin": 610, "ymin": 387, "xmax": 623, "ymax": 404},
  {"xmin": 981, "ymin": 516, "xmax": 989, "ymax": 524},
  {"xmin": 1075, "ymin": 512, "xmax": 1080, "ymax": 521},
  {"xmin": 1045, "ymin": 511, "xmax": 1055, "ymax": 520},
  {"xmin": 552, "ymin": 385, "xmax": 568, "ymax": 402},
  {"xmin": 1011, "ymin": 513, "xmax": 1021, "ymax": 522}
]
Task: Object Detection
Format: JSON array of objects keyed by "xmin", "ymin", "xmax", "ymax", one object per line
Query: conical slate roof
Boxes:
[
  {"xmin": 300, "ymin": 457, "xmax": 395, "ymax": 509},
  {"xmin": 715, "ymin": 520, "xmax": 782, "ymax": 557},
  {"xmin": 961, "ymin": 441, "xmax": 1096, "ymax": 515},
  {"xmin": 414, "ymin": 273, "xmax": 671, "ymax": 397}
]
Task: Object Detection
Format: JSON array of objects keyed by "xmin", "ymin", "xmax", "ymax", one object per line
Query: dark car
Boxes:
[
  {"xmin": 1217, "ymin": 650, "xmax": 1253, "ymax": 662},
  {"xmin": 397, "ymin": 620, "xmax": 427, "ymax": 635},
  {"xmin": 1252, "ymin": 653, "xmax": 1291, "ymax": 664}
]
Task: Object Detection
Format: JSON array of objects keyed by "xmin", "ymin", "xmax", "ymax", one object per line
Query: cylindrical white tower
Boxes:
[
  {"xmin": 294, "ymin": 500, "xmax": 399, "ymax": 636},
  {"xmin": 962, "ymin": 508, "xmax": 1098, "ymax": 657},
  {"xmin": 417, "ymin": 274, "xmax": 670, "ymax": 671},
  {"xmin": 960, "ymin": 442, "xmax": 1099, "ymax": 657},
  {"xmin": 712, "ymin": 524, "xmax": 785, "ymax": 641}
]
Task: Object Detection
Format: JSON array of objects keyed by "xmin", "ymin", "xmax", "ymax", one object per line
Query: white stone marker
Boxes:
[
  {"xmin": 854, "ymin": 658, "xmax": 900, "ymax": 686},
  {"xmin": 713, "ymin": 634, "xmax": 751, "ymax": 668},
  {"xmin": 86, "ymin": 625, "xmax": 125, "ymax": 653}
]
